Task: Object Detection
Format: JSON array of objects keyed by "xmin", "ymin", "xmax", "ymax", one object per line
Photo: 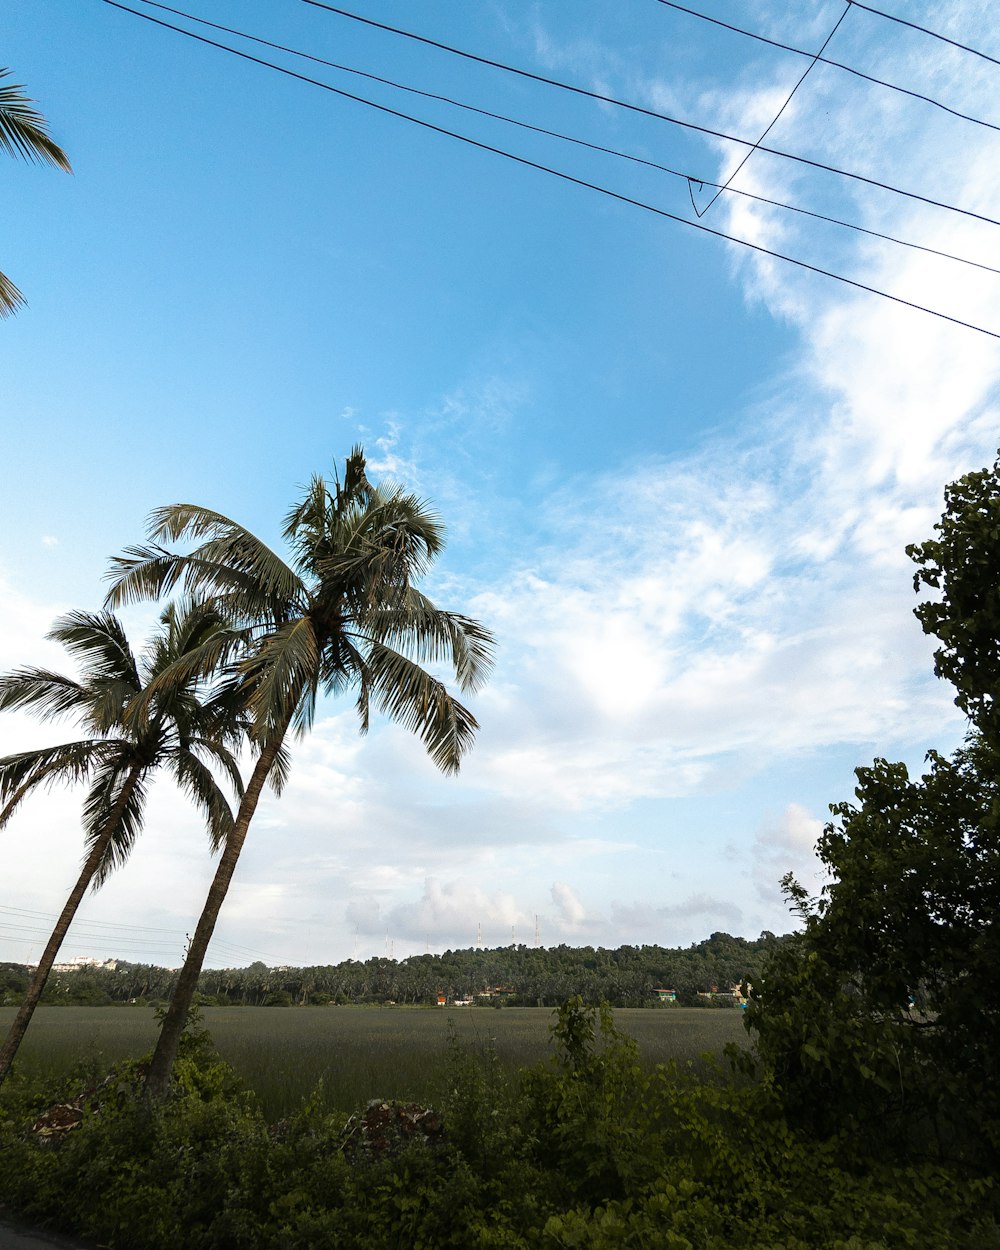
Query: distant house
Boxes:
[
  {"xmin": 654, "ymin": 988, "xmax": 677, "ymax": 1003},
  {"xmin": 476, "ymin": 986, "xmax": 515, "ymax": 1003},
  {"xmin": 696, "ymin": 984, "xmax": 749, "ymax": 1006},
  {"xmin": 436, "ymin": 994, "xmax": 447, "ymax": 1007},
  {"xmin": 48, "ymin": 956, "xmax": 118, "ymax": 973}
]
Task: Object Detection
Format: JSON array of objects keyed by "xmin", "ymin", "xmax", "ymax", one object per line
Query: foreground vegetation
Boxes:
[{"xmin": 0, "ymin": 1001, "xmax": 995, "ymax": 1250}]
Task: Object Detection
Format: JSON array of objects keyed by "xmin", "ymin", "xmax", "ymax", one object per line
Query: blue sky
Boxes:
[{"xmin": 2, "ymin": 0, "xmax": 999, "ymax": 968}]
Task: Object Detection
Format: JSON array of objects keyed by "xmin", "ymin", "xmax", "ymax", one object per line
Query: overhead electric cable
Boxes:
[
  {"xmin": 0, "ymin": 904, "xmax": 182, "ymax": 934},
  {"xmin": 135, "ymin": 0, "xmax": 1000, "ymax": 278},
  {"xmin": 692, "ymin": 1, "xmax": 851, "ymax": 215},
  {"xmin": 651, "ymin": 0, "xmax": 1000, "ymax": 133},
  {"xmin": 846, "ymin": 1, "xmax": 1000, "ymax": 68},
  {"xmin": 291, "ymin": 0, "xmax": 1000, "ymax": 229},
  {"xmin": 0, "ymin": 904, "xmax": 275, "ymax": 961},
  {"xmin": 100, "ymin": 0, "xmax": 1000, "ymax": 340}
]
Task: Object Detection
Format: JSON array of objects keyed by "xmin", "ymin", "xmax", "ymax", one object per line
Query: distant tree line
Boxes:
[{"xmin": 0, "ymin": 930, "xmax": 785, "ymax": 1009}]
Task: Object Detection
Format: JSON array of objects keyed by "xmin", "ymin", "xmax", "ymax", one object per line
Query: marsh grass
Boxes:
[{"xmin": 0, "ymin": 1005, "xmax": 749, "ymax": 1119}]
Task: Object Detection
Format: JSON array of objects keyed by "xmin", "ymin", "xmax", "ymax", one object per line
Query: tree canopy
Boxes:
[{"xmin": 748, "ymin": 451, "xmax": 1000, "ymax": 1166}]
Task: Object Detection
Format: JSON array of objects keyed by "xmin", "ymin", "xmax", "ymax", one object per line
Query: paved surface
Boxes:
[{"xmin": 0, "ymin": 1216, "xmax": 100, "ymax": 1250}]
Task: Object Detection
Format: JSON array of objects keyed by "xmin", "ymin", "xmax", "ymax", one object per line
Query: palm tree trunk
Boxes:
[
  {"xmin": 144, "ymin": 738, "xmax": 282, "ymax": 1101},
  {"xmin": 0, "ymin": 766, "xmax": 143, "ymax": 1088}
]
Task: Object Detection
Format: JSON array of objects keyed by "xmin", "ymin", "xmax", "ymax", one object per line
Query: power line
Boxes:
[
  {"xmin": 846, "ymin": 1, "xmax": 1000, "ymax": 69},
  {"xmin": 693, "ymin": 1, "xmax": 851, "ymax": 216},
  {"xmin": 651, "ymin": 0, "xmax": 1000, "ymax": 134},
  {"xmin": 291, "ymin": 0, "xmax": 1000, "ymax": 229},
  {"xmin": 0, "ymin": 904, "xmax": 275, "ymax": 961},
  {"xmin": 132, "ymin": 0, "xmax": 1000, "ymax": 277},
  {"xmin": 99, "ymin": 0, "xmax": 1000, "ymax": 339}
]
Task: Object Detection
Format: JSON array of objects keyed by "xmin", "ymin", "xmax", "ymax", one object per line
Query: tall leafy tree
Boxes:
[
  {"xmin": 0, "ymin": 600, "xmax": 244, "ymax": 1086},
  {"xmin": 748, "ymin": 452, "xmax": 1000, "ymax": 1165},
  {"xmin": 0, "ymin": 68, "xmax": 72, "ymax": 316},
  {"xmin": 106, "ymin": 448, "xmax": 495, "ymax": 1098},
  {"xmin": 907, "ymin": 450, "xmax": 1000, "ymax": 742}
]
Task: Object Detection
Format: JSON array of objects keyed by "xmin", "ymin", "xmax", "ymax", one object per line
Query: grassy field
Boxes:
[{"xmin": 0, "ymin": 1005, "xmax": 750, "ymax": 1118}]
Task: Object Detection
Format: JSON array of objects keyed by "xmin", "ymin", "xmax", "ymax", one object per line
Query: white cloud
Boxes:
[
  {"xmin": 750, "ymin": 803, "xmax": 827, "ymax": 912},
  {"xmin": 551, "ymin": 880, "xmax": 587, "ymax": 928}
]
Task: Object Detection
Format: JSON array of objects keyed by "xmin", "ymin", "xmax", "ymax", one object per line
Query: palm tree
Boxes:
[
  {"xmin": 106, "ymin": 448, "xmax": 495, "ymax": 1099},
  {"xmin": 0, "ymin": 599, "xmax": 245, "ymax": 1086},
  {"xmin": 0, "ymin": 68, "xmax": 72, "ymax": 316}
]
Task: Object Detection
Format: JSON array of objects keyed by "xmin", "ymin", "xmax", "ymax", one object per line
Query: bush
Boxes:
[{"xmin": 0, "ymin": 1001, "xmax": 996, "ymax": 1248}]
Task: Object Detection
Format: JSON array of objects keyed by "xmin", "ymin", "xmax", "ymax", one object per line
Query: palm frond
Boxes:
[
  {"xmin": 197, "ymin": 671, "xmax": 253, "ymax": 745},
  {"xmin": 103, "ymin": 543, "xmax": 193, "ymax": 607},
  {"xmin": 48, "ymin": 611, "xmax": 141, "ymax": 690},
  {"xmin": 283, "ymin": 450, "xmax": 375, "ymax": 567},
  {"xmin": 83, "ymin": 764, "xmax": 148, "ymax": 888},
  {"xmin": 266, "ymin": 739, "xmax": 293, "ymax": 795},
  {"xmin": 124, "ymin": 621, "xmax": 247, "ymax": 734},
  {"xmin": 106, "ymin": 516, "xmax": 304, "ymax": 624},
  {"xmin": 146, "ymin": 505, "xmax": 303, "ymax": 604},
  {"xmin": 333, "ymin": 488, "xmax": 444, "ymax": 582},
  {"xmin": 0, "ymin": 667, "xmax": 90, "ymax": 720},
  {"xmin": 171, "ymin": 752, "xmax": 235, "ymax": 852},
  {"xmin": 368, "ymin": 591, "xmax": 496, "ymax": 692},
  {"xmin": 188, "ymin": 736, "xmax": 246, "ymax": 800},
  {"xmin": 89, "ymin": 678, "xmax": 143, "ymax": 736},
  {"xmin": 146, "ymin": 503, "xmax": 257, "ymax": 545},
  {"xmin": 242, "ymin": 616, "xmax": 318, "ymax": 739},
  {"xmin": 318, "ymin": 632, "xmax": 368, "ymax": 704},
  {"xmin": 0, "ymin": 70, "xmax": 71, "ymax": 170},
  {"xmin": 0, "ymin": 740, "xmax": 111, "ymax": 825},
  {"xmin": 362, "ymin": 641, "xmax": 480, "ymax": 774},
  {"xmin": 339, "ymin": 445, "xmax": 375, "ymax": 508},
  {"xmin": 0, "ymin": 269, "xmax": 26, "ymax": 317}
]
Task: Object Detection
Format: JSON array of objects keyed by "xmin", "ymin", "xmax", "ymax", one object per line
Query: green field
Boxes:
[{"xmin": 0, "ymin": 1005, "xmax": 749, "ymax": 1117}]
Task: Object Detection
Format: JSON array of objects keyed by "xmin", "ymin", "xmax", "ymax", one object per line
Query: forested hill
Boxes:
[{"xmin": 1, "ymin": 931, "xmax": 788, "ymax": 1008}]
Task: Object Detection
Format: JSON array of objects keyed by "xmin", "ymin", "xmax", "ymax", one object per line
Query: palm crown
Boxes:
[
  {"xmin": 107, "ymin": 448, "xmax": 494, "ymax": 770},
  {"xmin": 0, "ymin": 600, "xmax": 244, "ymax": 882},
  {"xmin": 103, "ymin": 448, "xmax": 494, "ymax": 1098},
  {"xmin": 0, "ymin": 599, "xmax": 246, "ymax": 1086}
]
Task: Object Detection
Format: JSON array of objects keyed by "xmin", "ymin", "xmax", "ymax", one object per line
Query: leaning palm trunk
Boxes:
[
  {"xmin": 144, "ymin": 738, "xmax": 283, "ymax": 1101},
  {"xmin": 0, "ymin": 766, "xmax": 142, "ymax": 1087}
]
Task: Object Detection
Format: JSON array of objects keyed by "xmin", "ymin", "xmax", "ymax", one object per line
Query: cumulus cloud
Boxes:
[
  {"xmin": 551, "ymin": 881, "xmax": 587, "ymax": 929},
  {"xmin": 346, "ymin": 877, "xmax": 526, "ymax": 949},
  {"xmin": 750, "ymin": 803, "xmax": 828, "ymax": 912}
]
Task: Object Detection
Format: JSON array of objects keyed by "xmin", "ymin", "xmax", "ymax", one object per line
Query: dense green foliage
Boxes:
[
  {"xmin": 747, "ymin": 452, "xmax": 1000, "ymax": 1170},
  {"xmin": 0, "ymin": 1002, "xmax": 994, "ymax": 1249},
  {"xmin": 747, "ymin": 742, "xmax": 1000, "ymax": 1164},
  {"xmin": 1, "ymin": 931, "xmax": 781, "ymax": 1010},
  {"xmin": 908, "ymin": 452, "xmax": 1000, "ymax": 743}
]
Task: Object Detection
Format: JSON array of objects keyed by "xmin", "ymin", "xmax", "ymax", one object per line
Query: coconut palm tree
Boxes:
[
  {"xmin": 0, "ymin": 68, "xmax": 72, "ymax": 316},
  {"xmin": 106, "ymin": 448, "xmax": 495, "ymax": 1099},
  {"xmin": 0, "ymin": 599, "xmax": 245, "ymax": 1086}
]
